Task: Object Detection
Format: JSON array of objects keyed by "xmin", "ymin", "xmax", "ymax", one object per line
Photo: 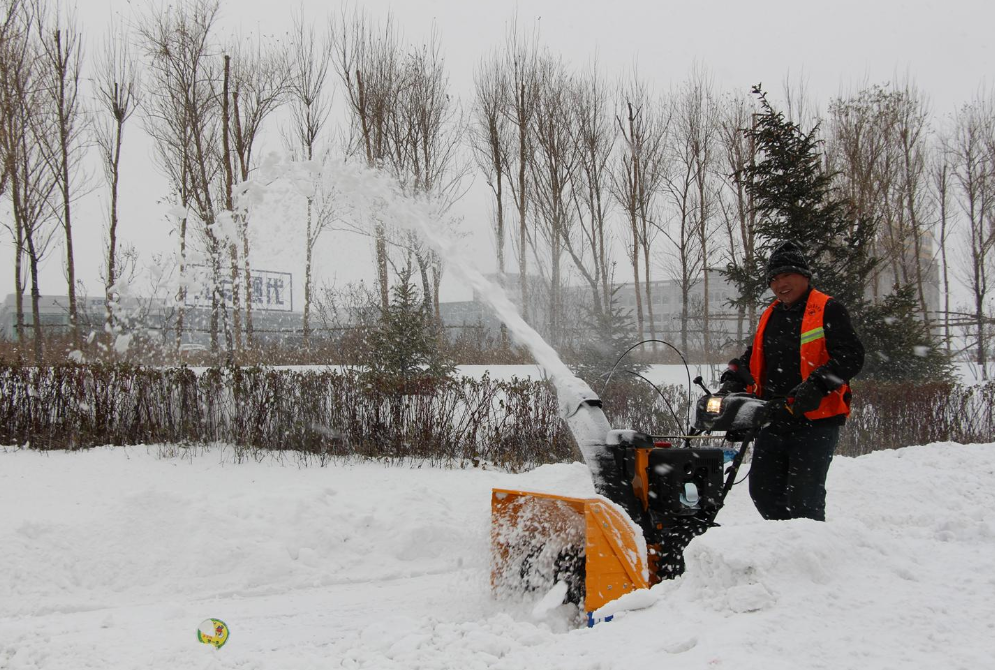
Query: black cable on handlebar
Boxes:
[
  {"xmin": 734, "ymin": 464, "xmax": 751, "ymax": 486},
  {"xmin": 601, "ymin": 339, "xmax": 694, "ymax": 434},
  {"xmin": 620, "ymin": 369, "xmax": 685, "ymax": 435}
]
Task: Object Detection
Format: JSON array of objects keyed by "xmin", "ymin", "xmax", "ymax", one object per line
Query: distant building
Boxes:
[
  {"xmin": 2, "ymin": 258, "xmax": 942, "ymax": 352},
  {"xmin": 867, "ymin": 232, "xmax": 942, "ymax": 313},
  {"xmin": 0, "ymin": 293, "xmax": 307, "ymax": 347},
  {"xmin": 0, "ymin": 293, "xmax": 102, "ymax": 341},
  {"xmin": 435, "ymin": 271, "xmax": 745, "ymax": 352},
  {"xmin": 607, "ymin": 269, "xmax": 743, "ymax": 353},
  {"xmin": 437, "ymin": 300, "xmax": 503, "ymax": 341}
]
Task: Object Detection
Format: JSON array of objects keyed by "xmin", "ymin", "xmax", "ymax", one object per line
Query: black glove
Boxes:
[
  {"xmin": 758, "ymin": 398, "xmax": 792, "ymax": 427},
  {"xmin": 718, "ymin": 357, "xmax": 753, "ymax": 394},
  {"xmin": 786, "ymin": 379, "xmax": 825, "ymax": 415}
]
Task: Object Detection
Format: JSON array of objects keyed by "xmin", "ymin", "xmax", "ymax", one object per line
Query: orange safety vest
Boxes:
[{"xmin": 747, "ymin": 288, "xmax": 851, "ymax": 420}]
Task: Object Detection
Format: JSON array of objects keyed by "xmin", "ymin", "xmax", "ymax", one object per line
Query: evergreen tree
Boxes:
[
  {"xmin": 855, "ymin": 286, "xmax": 951, "ymax": 381},
  {"xmin": 574, "ymin": 285, "xmax": 646, "ymax": 386},
  {"xmin": 725, "ymin": 86, "xmax": 950, "ymax": 382},
  {"xmin": 365, "ymin": 265, "xmax": 454, "ymax": 383},
  {"xmin": 726, "ymin": 86, "xmax": 876, "ymax": 309}
]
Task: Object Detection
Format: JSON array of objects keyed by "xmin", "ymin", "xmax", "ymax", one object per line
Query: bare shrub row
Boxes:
[
  {"xmin": 0, "ymin": 364, "xmax": 991, "ymax": 466},
  {"xmin": 841, "ymin": 382, "xmax": 995, "ymax": 456},
  {"xmin": 0, "ymin": 364, "xmax": 572, "ymax": 470}
]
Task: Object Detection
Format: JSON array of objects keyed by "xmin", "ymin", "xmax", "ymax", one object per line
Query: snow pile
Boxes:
[{"xmin": 1, "ymin": 442, "xmax": 994, "ymax": 669}]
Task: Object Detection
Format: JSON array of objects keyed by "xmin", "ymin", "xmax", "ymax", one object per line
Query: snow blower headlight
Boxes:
[{"xmin": 705, "ymin": 396, "xmax": 723, "ymax": 414}]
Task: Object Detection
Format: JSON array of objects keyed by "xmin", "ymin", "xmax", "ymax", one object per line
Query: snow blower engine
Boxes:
[{"xmin": 491, "ymin": 373, "xmax": 767, "ymax": 626}]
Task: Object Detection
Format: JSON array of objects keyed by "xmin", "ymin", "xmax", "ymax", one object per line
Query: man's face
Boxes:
[{"xmin": 769, "ymin": 272, "xmax": 810, "ymax": 306}]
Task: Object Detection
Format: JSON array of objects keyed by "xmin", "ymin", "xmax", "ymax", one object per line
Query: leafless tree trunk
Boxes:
[
  {"xmin": 392, "ymin": 28, "xmax": 467, "ymax": 324},
  {"xmin": 932, "ymin": 148, "xmax": 953, "ymax": 352},
  {"xmin": 662, "ymin": 67, "xmax": 721, "ymax": 361},
  {"xmin": 567, "ymin": 61, "xmax": 615, "ymax": 321},
  {"xmin": 330, "ymin": 7, "xmax": 404, "ymax": 312},
  {"xmin": 948, "ymin": 92, "xmax": 995, "ymax": 378},
  {"xmin": 893, "ymin": 80, "xmax": 936, "ymax": 328},
  {"xmin": 718, "ymin": 93, "xmax": 759, "ymax": 338},
  {"xmin": 828, "ymin": 84, "xmax": 896, "ymax": 301},
  {"xmin": 36, "ymin": 7, "xmax": 85, "ymax": 345},
  {"xmin": 528, "ymin": 55, "xmax": 576, "ymax": 347},
  {"xmin": 220, "ymin": 54, "xmax": 238, "ymax": 356},
  {"xmin": 333, "ymin": 14, "xmax": 465, "ymax": 327},
  {"xmin": 612, "ymin": 71, "xmax": 668, "ymax": 345},
  {"xmin": 0, "ymin": 0, "xmax": 27, "ymax": 344},
  {"xmin": 138, "ymin": 0, "xmax": 223, "ymax": 355},
  {"xmin": 663, "ymin": 77, "xmax": 708, "ymax": 357},
  {"xmin": 0, "ymin": 0, "xmax": 57, "ymax": 363},
  {"xmin": 828, "ymin": 81, "xmax": 939, "ymax": 316},
  {"xmin": 287, "ymin": 14, "xmax": 331, "ymax": 350},
  {"xmin": 472, "ymin": 51, "xmax": 509, "ymax": 274},
  {"xmin": 227, "ymin": 33, "xmax": 286, "ymax": 350},
  {"xmin": 93, "ymin": 19, "xmax": 139, "ymax": 337},
  {"xmin": 615, "ymin": 99, "xmax": 644, "ymax": 340},
  {"xmin": 470, "ymin": 49, "xmax": 510, "ymax": 345},
  {"xmin": 500, "ymin": 21, "xmax": 540, "ymax": 323},
  {"xmin": 781, "ymin": 73, "xmax": 819, "ymax": 132},
  {"xmin": 689, "ymin": 69, "xmax": 720, "ymax": 362}
]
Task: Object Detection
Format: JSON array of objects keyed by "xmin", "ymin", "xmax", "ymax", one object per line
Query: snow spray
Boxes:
[{"xmin": 326, "ymin": 160, "xmax": 617, "ymax": 489}]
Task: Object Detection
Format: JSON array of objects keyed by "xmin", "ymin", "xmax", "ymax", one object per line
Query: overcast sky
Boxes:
[{"xmin": 3, "ymin": 0, "xmax": 992, "ymax": 308}]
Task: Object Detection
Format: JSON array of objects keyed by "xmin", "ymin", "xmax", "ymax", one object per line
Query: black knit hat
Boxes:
[{"xmin": 765, "ymin": 240, "xmax": 812, "ymax": 284}]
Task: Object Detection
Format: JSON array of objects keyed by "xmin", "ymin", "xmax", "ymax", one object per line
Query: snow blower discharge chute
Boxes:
[{"xmin": 491, "ymin": 370, "xmax": 767, "ymax": 626}]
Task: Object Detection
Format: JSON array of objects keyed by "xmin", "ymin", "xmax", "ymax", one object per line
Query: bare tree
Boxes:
[
  {"xmin": 893, "ymin": 79, "xmax": 937, "ymax": 328},
  {"xmin": 220, "ymin": 52, "xmax": 236, "ymax": 355},
  {"xmin": 138, "ymin": 0, "xmax": 224, "ymax": 355},
  {"xmin": 612, "ymin": 70, "xmax": 668, "ymax": 344},
  {"xmin": 286, "ymin": 13, "xmax": 332, "ymax": 349},
  {"xmin": 827, "ymin": 83, "xmax": 896, "ymax": 301},
  {"xmin": 567, "ymin": 59, "xmax": 615, "ymax": 321},
  {"xmin": 662, "ymin": 73, "xmax": 712, "ymax": 357},
  {"xmin": 948, "ymin": 91, "xmax": 995, "ymax": 377},
  {"xmin": 932, "ymin": 140, "xmax": 954, "ymax": 351},
  {"xmin": 330, "ymin": 6, "xmax": 405, "ymax": 312},
  {"xmin": 224, "ymin": 33, "xmax": 287, "ymax": 350},
  {"xmin": 93, "ymin": 17, "xmax": 140, "ymax": 335},
  {"xmin": 717, "ymin": 91, "xmax": 759, "ymax": 340},
  {"xmin": 685, "ymin": 67, "xmax": 721, "ymax": 361},
  {"xmin": 392, "ymin": 28, "xmax": 467, "ymax": 323},
  {"xmin": 528, "ymin": 55, "xmax": 576, "ymax": 346},
  {"xmin": 830, "ymin": 80, "xmax": 940, "ymax": 329},
  {"xmin": 470, "ymin": 48, "xmax": 510, "ymax": 344},
  {"xmin": 35, "ymin": 3, "xmax": 86, "ymax": 344},
  {"xmin": 781, "ymin": 71, "xmax": 820, "ymax": 132},
  {"xmin": 471, "ymin": 50, "xmax": 509, "ymax": 273},
  {"xmin": 499, "ymin": 19, "xmax": 541, "ymax": 322},
  {"xmin": 0, "ymin": 0, "xmax": 27, "ymax": 345},
  {"xmin": 0, "ymin": 0, "xmax": 57, "ymax": 362}
]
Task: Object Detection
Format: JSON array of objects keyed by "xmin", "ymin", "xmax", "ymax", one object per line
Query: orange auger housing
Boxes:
[{"xmin": 491, "ymin": 489, "xmax": 651, "ymax": 619}]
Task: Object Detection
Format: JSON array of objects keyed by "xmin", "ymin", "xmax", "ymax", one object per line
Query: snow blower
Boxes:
[{"xmin": 491, "ymin": 359, "xmax": 767, "ymax": 626}]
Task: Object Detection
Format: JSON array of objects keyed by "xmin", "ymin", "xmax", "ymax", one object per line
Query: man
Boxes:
[{"xmin": 721, "ymin": 240, "xmax": 864, "ymax": 521}]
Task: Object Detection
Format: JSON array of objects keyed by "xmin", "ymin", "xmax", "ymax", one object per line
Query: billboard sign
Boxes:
[{"xmin": 185, "ymin": 266, "xmax": 293, "ymax": 312}]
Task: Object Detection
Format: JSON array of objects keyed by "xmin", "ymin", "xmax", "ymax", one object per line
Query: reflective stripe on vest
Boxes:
[{"xmin": 747, "ymin": 288, "xmax": 851, "ymax": 420}]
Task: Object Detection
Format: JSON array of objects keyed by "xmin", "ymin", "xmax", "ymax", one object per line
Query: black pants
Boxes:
[{"xmin": 748, "ymin": 422, "xmax": 840, "ymax": 521}]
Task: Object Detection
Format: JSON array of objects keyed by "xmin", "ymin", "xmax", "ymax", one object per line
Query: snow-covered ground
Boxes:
[{"xmin": 2, "ymin": 440, "xmax": 993, "ymax": 669}]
